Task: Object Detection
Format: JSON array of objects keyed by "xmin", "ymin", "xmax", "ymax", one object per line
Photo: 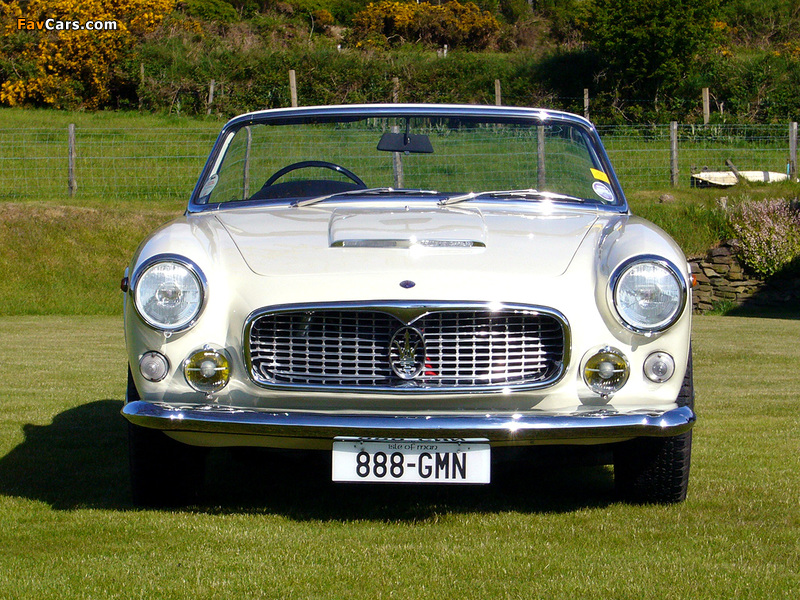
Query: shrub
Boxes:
[
  {"xmin": 1, "ymin": 0, "xmax": 175, "ymax": 109},
  {"xmin": 184, "ymin": 0, "xmax": 238, "ymax": 23},
  {"xmin": 585, "ymin": 0, "xmax": 722, "ymax": 103},
  {"xmin": 312, "ymin": 9, "xmax": 334, "ymax": 29},
  {"xmin": 728, "ymin": 197, "xmax": 800, "ymax": 277},
  {"xmin": 350, "ymin": 1, "xmax": 501, "ymax": 50}
]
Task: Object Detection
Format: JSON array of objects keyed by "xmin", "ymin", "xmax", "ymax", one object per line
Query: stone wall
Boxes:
[{"xmin": 689, "ymin": 242, "xmax": 800, "ymax": 311}]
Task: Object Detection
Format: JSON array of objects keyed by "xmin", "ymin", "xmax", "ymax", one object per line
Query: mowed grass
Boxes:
[{"xmin": 0, "ymin": 315, "xmax": 797, "ymax": 599}]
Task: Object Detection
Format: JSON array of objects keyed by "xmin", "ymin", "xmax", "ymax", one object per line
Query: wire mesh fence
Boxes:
[
  {"xmin": 0, "ymin": 125, "xmax": 220, "ymax": 202},
  {"xmin": 0, "ymin": 122, "xmax": 796, "ymax": 202},
  {"xmin": 599, "ymin": 124, "xmax": 797, "ymax": 191}
]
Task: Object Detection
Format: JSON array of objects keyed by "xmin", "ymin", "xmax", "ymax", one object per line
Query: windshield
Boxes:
[{"xmin": 194, "ymin": 113, "xmax": 621, "ymax": 208}]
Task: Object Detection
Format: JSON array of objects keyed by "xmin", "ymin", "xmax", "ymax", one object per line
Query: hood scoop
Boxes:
[{"xmin": 329, "ymin": 207, "xmax": 487, "ymax": 248}]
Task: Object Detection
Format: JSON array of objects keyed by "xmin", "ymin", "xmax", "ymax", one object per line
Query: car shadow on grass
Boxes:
[
  {"xmin": 722, "ymin": 303, "xmax": 800, "ymax": 320},
  {"xmin": 0, "ymin": 399, "xmax": 617, "ymax": 518},
  {"xmin": 200, "ymin": 447, "xmax": 617, "ymax": 521},
  {"xmin": 0, "ymin": 400, "xmax": 131, "ymax": 510}
]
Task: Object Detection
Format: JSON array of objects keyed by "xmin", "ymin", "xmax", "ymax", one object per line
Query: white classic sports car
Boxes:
[{"xmin": 122, "ymin": 104, "xmax": 695, "ymax": 506}]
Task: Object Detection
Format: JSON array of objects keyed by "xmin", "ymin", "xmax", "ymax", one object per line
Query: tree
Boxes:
[{"xmin": 586, "ymin": 0, "xmax": 721, "ymax": 102}]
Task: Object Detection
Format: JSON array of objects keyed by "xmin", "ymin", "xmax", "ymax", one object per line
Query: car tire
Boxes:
[
  {"xmin": 676, "ymin": 343, "xmax": 694, "ymax": 409},
  {"xmin": 614, "ymin": 354, "xmax": 693, "ymax": 504},
  {"xmin": 128, "ymin": 423, "xmax": 208, "ymax": 507},
  {"xmin": 126, "ymin": 366, "xmax": 207, "ymax": 507}
]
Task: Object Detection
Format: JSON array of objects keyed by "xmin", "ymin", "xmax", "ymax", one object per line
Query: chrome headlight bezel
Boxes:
[
  {"xmin": 131, "ymin": 254, "xmax": 207, "ymax": 332},
  {"xmin": 609, "ymin": 255, "xmax": 687, "ymax": 334}
]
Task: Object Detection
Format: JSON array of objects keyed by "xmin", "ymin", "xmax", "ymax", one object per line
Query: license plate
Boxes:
[{"xmin": 332, "ymin": 438, "xmax": 491, "ymax": 484}]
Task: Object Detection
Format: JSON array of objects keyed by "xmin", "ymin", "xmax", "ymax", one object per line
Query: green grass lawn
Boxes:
[{"xmin": 0, "ymin": 315, "xmax": 797, "ymax": 599}]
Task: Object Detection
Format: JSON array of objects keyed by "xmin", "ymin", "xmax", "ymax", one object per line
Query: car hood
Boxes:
[{"xmin": 214, "ymin": 203, "xmax": 598, "ymax": 279}]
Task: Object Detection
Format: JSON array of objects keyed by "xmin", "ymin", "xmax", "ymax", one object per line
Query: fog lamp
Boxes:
[
  {"xmin": 583, "ymin": 347, "xmax": 629, "ymax": 398},
  {"xmin": 184, "ymin": 347, "xmax": 230, "ymax": 394},
  {"xmin": 139, "ymin": 351, "xmax": 169, "ymax": 382},
  {"xmin": 643, "ymin": 352, "xmax": 675, "ymax": 383}
]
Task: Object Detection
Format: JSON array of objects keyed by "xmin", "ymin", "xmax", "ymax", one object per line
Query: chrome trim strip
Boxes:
[
  {"xmin": 122, "ymin": 402, "xmax": 695, "ymax": 443},
  {"xmin": 331, "ymin": 239, "xmax": 486, "ymax": 248},
  {"xmin": 242, "ymin": 301, "xmax": 572, "ymax": 394}
]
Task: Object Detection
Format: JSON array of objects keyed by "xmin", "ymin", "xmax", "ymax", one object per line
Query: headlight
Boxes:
[
  {"xmin": 133, "ymin": 257, "xmax": 205, "ymax": 331},
  {"xmin": 612, "ymin": 257, "xmax": 686, "ymax": 333}
]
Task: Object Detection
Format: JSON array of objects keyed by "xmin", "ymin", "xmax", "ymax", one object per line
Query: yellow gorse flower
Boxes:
[{"xmin": 1, "ymin": 0, "xmax": 175, "ymax": 108}]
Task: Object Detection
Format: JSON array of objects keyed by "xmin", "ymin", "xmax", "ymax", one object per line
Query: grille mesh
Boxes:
[{"xmin": 248, "ymin": 307, "xmax": 565, "ymax": 389}]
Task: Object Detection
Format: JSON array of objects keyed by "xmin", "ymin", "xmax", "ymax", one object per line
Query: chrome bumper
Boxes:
[{"xmin": 122, "ymin": 401, "xmax": 695, "ymax": 444}]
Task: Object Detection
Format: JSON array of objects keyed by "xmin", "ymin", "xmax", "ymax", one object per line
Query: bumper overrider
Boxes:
[{"xmin": 122, "ymin": 401, "xmax": 695, "ymax": 446}]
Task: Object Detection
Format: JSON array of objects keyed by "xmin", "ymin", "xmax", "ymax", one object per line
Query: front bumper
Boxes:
[{"xmin": 122, "ymin": 401, "xmax": 695, "ymax": 446}]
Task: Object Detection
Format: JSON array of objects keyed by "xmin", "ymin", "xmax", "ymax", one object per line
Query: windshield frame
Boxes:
[{"xmin": 187, "ymin": 104, "xmax": 628, "ymax": 214}]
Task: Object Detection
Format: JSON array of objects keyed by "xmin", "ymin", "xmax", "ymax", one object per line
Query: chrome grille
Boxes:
[{"xmin": 247, "ymin": 304, "xmax": 567, "ymax": 390}]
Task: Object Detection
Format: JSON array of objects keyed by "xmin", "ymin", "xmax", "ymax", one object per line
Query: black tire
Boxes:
[
  {"xmin": 129, "ymin": 423, "xmax": 208, "ymax": 507},
  {"xmin": 126, "ymin": 364, "xmax": 140, "ymax": 402},
  {"xmin": 614, "ymin": 430, "xmax": 692, "ymax": 504},
  {"xmin": 614, "ymin": 352, "xmax": 694, "ymax": 504},
  {"xmin": 676, "ymin": 344, "xmax": 694, "ymax": 409},
  {"xmin": 126, "ymin": 366, "xmax": 207, "ymax": 507}
]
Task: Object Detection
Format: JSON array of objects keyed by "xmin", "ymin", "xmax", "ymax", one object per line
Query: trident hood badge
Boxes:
[{"xmin": 389, "ymin": 326, "xmax": 426, "ymax": 380}]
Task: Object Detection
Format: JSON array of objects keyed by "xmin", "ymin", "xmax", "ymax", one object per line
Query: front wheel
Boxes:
[
  {"xmin": 613, "ymin": 430, "xmax": 692, "ymax": 504},
  {"xmin": 614, "ymin": 354, "xmax": 694, "ymax": 504},
  {"xmin": 128, "ymin": 423, "xmax": 207, "ymax": 507}
]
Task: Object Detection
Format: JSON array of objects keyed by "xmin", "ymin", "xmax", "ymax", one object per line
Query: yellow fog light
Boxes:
[
  {"xmin": 184, "ymin": 347, "xmax": 230, "ymax": 394},
  {"xmin": 583, "ymin": 347, "xmax": 629, "ymax": 398}
]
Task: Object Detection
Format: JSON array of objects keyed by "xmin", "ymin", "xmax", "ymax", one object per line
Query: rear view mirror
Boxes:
[{"xmin": 377, "ymin": 132, "xmax": 434, "ymax": 154}]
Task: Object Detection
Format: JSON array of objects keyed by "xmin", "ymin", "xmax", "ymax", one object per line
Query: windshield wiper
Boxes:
[
  {"xmin": 292, "ymin": 187, "xmax": 440, "ymax": 208},
  {"xmin": 438, "ymin": 189, "xmax": 586, "ymax": 207}
]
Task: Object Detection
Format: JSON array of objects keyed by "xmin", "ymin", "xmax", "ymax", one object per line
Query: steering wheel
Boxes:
[{"xmin": 264, "ymin": 160, "xmax": 366, "ymax": 188}]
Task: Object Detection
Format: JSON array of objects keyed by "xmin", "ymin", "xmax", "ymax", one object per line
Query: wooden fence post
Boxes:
[
  {"xmin": 584, "ymin": 89, "xmax": 589, "ymax": 120},
  {"xmin": 207, "ymin": 79, "xmax": 215, "ymax": 115},
  {"xmin": 68, "ymin": 124, "xmax": 77, "ymax": 197},
  {"xmin": 790, "ymin": 122, "xmax": 798, "ymax": 182},
  {"xmin": 289, "ymin": 70, "xmax": 298, "ymax": 107},
  {"xmin": 494, "ymin": 80, "xmax": 501, "ymax": 106},
  {"xmin": 138, "ymin": 63, "xmax": 145, "ymax": 110},
  {"xmin": 702, "ymin": 88, "xmax": 710, "ymax": 125},
  {"xmin": 670, "ymin": 121, "xmax": 679, "ymax": 187},
  {"xmin": 391, "ymin": 76, "xmax": 403, "ymax": 187}
]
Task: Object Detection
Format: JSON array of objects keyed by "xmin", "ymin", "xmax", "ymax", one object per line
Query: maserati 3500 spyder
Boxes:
[{"xmin": 121, "ymin": 104, "xmax": 695, "ymax": 505}]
